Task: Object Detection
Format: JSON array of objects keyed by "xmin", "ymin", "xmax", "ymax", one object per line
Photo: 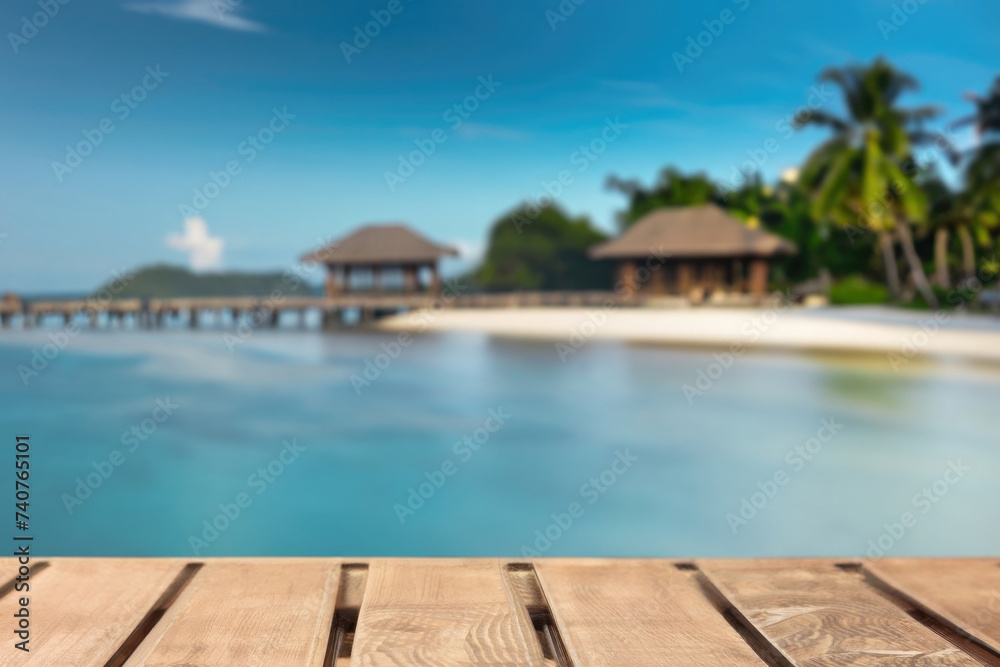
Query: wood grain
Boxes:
[
  {"xmin": 698, "ymin": 558, "xmax": 981, "ymax": 666},
  {"xmin": 0, "ymin": 558, "xmax": 186, "ymax": 667},
  {"xmin": 864, "ymin": 558, "xmax": 1000, "ymax": 653},
  {"xmin": 4, "ymin": 557, "xmax": 995, "ymax": 666},
  {"xmin": 124, "ymin": 559, "xmax": 339, "ymax": 667},
  {"xmin": 351, "ymin": 559, "xmax": 545, "ymax": 666},
  {"xmin": 535, "ymin": 558, "xmax": 766, "ymax": 666}
]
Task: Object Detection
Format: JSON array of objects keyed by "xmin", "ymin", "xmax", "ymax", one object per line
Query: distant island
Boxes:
[{"xmin": 94, "ymin": 265, "xmax": 321, "ymax": 299}]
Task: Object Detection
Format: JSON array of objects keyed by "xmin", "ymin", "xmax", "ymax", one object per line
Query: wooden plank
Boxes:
[
  {"xmin": 535, "ymin": 559, "xmax": 766, "ymax": 666},
  {"xmin": 0, "ymin": 558, "xmax": 188, "ymax": 667},
  {"xmin": 864, "ymin": 558, "xmax": 1000, "ymax": 653},
  {"xmin": 351, "ymin": 559, "xmax": 545, "ymax": 666},
  {"xmin": 125, "ymin": 559, "xmax": 339, "ymax": 667},
  {"xmin": 698, "ymin": 559, "xmax": 981, "ymax": 666}
]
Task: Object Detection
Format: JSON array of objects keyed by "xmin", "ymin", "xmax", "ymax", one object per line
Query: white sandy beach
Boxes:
[{"xmin": 377, "ymin": 305, "xmax": 1000, "ymax": 364}]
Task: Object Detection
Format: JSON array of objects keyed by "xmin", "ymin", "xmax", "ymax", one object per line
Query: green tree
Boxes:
[
  {"xmin": 472, "ymin": 204, "xmax": 612, "ymax": 291},
  {"xmin": 606, "ymin": 168, "xmax": 718, "ymax": 230},
  {"xmin": 608, "ymin": 168, "xmax": 818, "ymax": 284},
  {"xmin": 951, "ymin": 76, "xmax": 1000, "ymax": 280},
  {"xmin": 920, "ymin": 173, "xmax": 957, "ymax": 287},
  {"xmin": 797, "ymin": 58, "xmax": 941, "ymax": 307}
]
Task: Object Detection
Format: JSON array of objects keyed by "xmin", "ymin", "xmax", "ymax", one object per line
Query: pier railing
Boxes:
[{"xmin": 0, "ymin": 290, "xmax": 786, "ymax": 328}]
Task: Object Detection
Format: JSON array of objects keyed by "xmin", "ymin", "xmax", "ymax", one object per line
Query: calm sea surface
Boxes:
[{"xmin": 2, "ymin": 327, "xmax": 998, "ymax": 557}]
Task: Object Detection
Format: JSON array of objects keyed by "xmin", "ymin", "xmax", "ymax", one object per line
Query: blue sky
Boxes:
[{"xmin": 0, "ymin": 0, "xmax": 996, "ymax": 292}]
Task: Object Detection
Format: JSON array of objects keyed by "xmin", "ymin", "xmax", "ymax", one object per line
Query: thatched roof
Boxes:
[
  {"xmin": 301, "ymin": 224, "xmax": 458, "ymax": 265},
  {"xmin": 589, "ymin": 204, "xmax": 797, "ymax": 259}
]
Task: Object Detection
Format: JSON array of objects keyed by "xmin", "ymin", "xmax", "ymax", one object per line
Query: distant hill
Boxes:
[{"xmin": 94, "ymin": 265, "xmax": 322, "ymax": 299}]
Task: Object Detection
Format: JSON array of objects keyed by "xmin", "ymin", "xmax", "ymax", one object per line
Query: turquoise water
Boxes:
[{"xmin": 2, "ymin": 328, "xmax": 998, "ymax": 557}]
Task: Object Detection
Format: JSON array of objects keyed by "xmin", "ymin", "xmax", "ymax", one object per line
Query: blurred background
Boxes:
[{"xmin": 0, "ymin": 0, "xmax": 998, "ymax": 557}]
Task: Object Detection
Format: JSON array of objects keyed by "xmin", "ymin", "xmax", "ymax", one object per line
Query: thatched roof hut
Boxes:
[
  {"xmin": 590, "ymin": 204, "xmax": 796, "ymax": 260},
  {"xmin": 589, "ymin": 205, "xmax": 796, "ymax": 295},
  {"xmin": 302, "ymin": 224, "xmax": 457, "ymax": 296}
]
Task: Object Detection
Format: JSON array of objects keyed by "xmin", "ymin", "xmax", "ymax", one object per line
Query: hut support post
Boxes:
[
  {"xmin": 343, "ymin": 266, "xmax": 353, "ymax": 294},
  {"xmin": 678, "ymin": 262, "xmax": 693, "ymax": 295},
  {"xmin": 430, "ymin": 264, "xmax": 440, "ymax": 296},
  {"xmin": 618, "ymin": 260, "xmax": 637, "ymax": 296},
  {"xmin": 403, "ymin": 264, "xmax": 417, "ymax": 293},
  {"xmin": 748, "ymin": 259, "xmax": 769, "ymax": 294},
  {"xmin": 325, "ymin": 265, "xmax": 338, "ymax": 299}
]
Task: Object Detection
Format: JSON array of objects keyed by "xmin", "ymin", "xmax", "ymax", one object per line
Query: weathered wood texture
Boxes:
[
  {"xmin": 1, "ymin": 558, "xmax": 998, "ymax": 667},
  {"xmin": 0, "ymin": 558, "xmax": 186, "ymax": 667},
  {"xmin": 535, "ymin": 559, "xmax": 766, "ymax": 666},
  {"xmin": 864, "ymin": 558, "xmax": 1000, "ymax": 654},
  {"xmin": 124, "ymin": 559, "xmax": 339, "ymax": 667},
  {"xmin": 697, "ymin": 558, "xmax": 984, "ymax": 666},
  {"xmin": 351, "ymin": 559, "xmax": 545, "ymax": 666}
]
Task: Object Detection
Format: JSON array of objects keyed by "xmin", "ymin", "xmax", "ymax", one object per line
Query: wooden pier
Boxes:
[
  {"xmin": 3, "ymin": 557, "xmax": 999, "ymax": 665},
  {"xmin": 0, "ymin": 292, "xmax": 641, "ymax": 330}
]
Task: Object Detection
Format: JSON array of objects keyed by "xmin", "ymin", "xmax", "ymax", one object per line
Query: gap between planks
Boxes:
[{"xmin": 2, "ymin": 558, "xmax": 999, "ymax": 666}]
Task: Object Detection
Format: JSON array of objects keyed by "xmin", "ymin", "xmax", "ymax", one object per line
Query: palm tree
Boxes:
[
  {"xmin": 796, "ymin": 58, "xmax": 940, "ymax": 307},
  {"xmin": 921, "ymin": 173, "xmax": 956, "ymax": 287},
  {"xmin": 951, "ymin": 76, "xmax": 1000, "ymax": 281},
  {"xmin": 954, "ymin": 76, "xmax": 1000, "ymax": 137}
]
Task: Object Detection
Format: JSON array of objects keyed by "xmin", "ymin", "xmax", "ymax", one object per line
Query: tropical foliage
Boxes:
[
  {"xmin": 473, "ymin": 61, "xmax": 999, "ymax": 304},
  {"xmin": 472, "ymin": 204, "xmax": 612, "ymax": 291},
  {"xmin": 94, "ymin": 265, "xmax": 320, "ymax": 299}
]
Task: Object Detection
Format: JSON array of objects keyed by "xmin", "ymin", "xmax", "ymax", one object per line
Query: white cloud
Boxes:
[
  {"xmin": 450, "ymin": 238, "xmax": 486, "ymax": 264},
  {"xmin": 440, "ymin": 238, "xmax": 486, "ymax": 277},
  {"xmin": 166, "ymin": 217, "xmax": 224, "ymax": 271},
  {"xmin": 123, "ymin": 0, "xmax": 267, "ymax": 33}
]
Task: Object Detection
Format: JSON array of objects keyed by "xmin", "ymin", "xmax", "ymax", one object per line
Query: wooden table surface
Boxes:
[{"xmin": 2, "ymin": 558, "xmax": 999, "ymax": 666}]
